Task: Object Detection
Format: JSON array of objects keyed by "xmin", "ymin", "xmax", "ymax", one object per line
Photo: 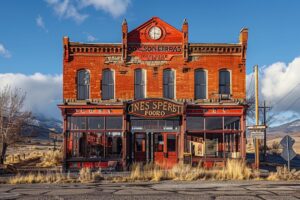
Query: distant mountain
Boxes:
[
  {"xmin": 22, "ymin": 114, "xmax": 63, "ymax": 140},
  {"xmin": 267, "ymin": 119, "xmax": 300, "ymax": 139}
]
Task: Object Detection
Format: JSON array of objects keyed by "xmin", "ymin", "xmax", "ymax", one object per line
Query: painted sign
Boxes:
[
  {"xmin": 128, "ymin": 44, "xmax": 182, "ymax": 61},
  {"xmin": 127, "ymin": 99, "xmax": 183, "ymax": 118}
]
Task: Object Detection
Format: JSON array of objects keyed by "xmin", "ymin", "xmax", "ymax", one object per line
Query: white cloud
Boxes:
[
  {"xmin": 247, "ymin": 56, "xmax": 300, "ymax": 125},
  {"xmin": 36, "ymin": 15, "xmax": 48, "ymax": 32},
  {"xmin": 80, "ymin": 0, "xmax": 130, "ymax": 18},
  {"xmin": 0, "ymin": 43, "xmax": 11, "ymax": 58},
  {"xmin": 0, "ymin": 73, "xmax": 62, "ymax": 119},
  {"xmin": 46, "ymin": 0, "xmax": 88, "ymax": 23},
  {"xmin": 45, "ymin": 0, "xmax": 130, "ymax": 23},
  {"xmin": 84, "ymin": 32, "xmax": 97, "ymax": 42}
]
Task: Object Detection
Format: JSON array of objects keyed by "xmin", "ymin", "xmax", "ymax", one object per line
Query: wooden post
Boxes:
[{"xmin": 254, "ymin": 65, "xmax": 260, "ymax": 169}]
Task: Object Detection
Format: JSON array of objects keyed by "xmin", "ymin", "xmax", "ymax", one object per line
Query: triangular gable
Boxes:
[{"xmin": 127, "ymin": 17, "xmax": 183, "ymax": 44}]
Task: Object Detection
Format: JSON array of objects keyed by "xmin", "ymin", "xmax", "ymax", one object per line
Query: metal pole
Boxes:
[
  {"xmin": 287, "ymin": 137, "xmax": 290, "ymax": 171},
  {"xmin": 263, "ymin": 100, "xmax": 266, "ymax": 160},
  {"xmin": 254, "ymin": 65, "xmax": 260, "ymax": 169}
]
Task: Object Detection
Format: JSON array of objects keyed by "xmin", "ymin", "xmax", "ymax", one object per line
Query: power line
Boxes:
[{"xmin": 271, "ymin": 83, "xmax": 300, "ymax": 107}]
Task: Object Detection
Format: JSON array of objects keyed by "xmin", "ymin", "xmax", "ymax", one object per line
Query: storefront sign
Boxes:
[{"xmin": 128, "ymin": 99, "xmax": 183, "ymax": 118}]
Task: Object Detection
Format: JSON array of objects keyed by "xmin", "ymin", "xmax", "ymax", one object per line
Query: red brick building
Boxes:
[{"xmin": 58, "ymin": 17, "xmax": 248, "ymax": 170}]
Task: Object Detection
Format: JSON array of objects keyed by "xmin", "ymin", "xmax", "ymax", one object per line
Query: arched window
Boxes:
[
  {"xmin": 102, "ymin": 69, "xmax": 115, "ymax": 100},
  {"xmin": 195, "ymin": 69, "xmax": 207, "ymax": 99},
  {"xmin": 163, "ymin": 69, "xmax": 175, "ymax": 99},
  {"xmin": 219, "ymin": 69, "xmax": 231, "ymax": 95},
  {"xmin": 77, "ymin": 69, "xmax": 90, "ymax": 100},
  {"xmin": 134, "ymin": 69, "xmax": 146, "ymax": 99}
]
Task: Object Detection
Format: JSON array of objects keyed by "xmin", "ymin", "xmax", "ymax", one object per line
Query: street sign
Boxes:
[
  {"xmin": 251, "ymin": 131, "xmax": 264, "ymax": 139},
  {"xmin": 248, "ymin": 125, "xmax": 267, "ymax": 130},
  {"xmin": 280, "ymin": 135, "xmax": 297, "ymax": 170}
]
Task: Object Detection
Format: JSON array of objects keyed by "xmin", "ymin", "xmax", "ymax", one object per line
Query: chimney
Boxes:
[
  {"xmin": 122, "ymin": 19, "xmax": 128, "ymax": 62},
  {"xmin": 182, "ymin": 18, "xmax": 189, "ymax": 62},
  {"xmin": 239, "ymin": 28, "xmax": 248, "ymax": 60},
  {"xmin": 63, "ymin": 36, "xmax": 69, "ymax": 62}
]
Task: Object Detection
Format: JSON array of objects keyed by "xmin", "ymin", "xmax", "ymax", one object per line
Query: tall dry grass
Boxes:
[
  {"xmin": 8, "ymin": 167, "xmax": 104, "ymax": 184},
  {"xmin": 36, "ymin": 150, "xmax": 62, "ymax": 167},
  {"xmin": 8, "ymin": 172, "xmax": 75, "ymax": 184},
  {"xmin": 78, "ymin": 168, "xmax": 104, "ymax": 183},
  {"xmin": 114, "ymin": 159, "xmax": 252, "ymax": 182},
  {"xmin": 267, "ymin": 166, "xmax": 300, "ymax": 181}
]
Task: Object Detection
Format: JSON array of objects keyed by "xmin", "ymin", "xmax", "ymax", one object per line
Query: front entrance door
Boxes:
[{"xmin": 154, "ymin": 132, "xmax": 177, "ymax": 168}]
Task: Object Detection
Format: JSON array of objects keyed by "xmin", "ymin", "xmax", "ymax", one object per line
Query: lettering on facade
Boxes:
[
  {"xmin": 127, "ymin": 99, "xmax": 183, "ymax": 118},
  {"xmin": 128, "ymin": 44, "xmax": 182, "ymax": 61},
  {"xmin": 104, "ymin": 56, "xmax": 122, "ymax": 64}
]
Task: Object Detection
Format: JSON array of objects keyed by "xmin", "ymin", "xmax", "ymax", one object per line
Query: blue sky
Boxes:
[{"xmin": 0, "ymin": 0, "xmax": 300, "ymax": 124}]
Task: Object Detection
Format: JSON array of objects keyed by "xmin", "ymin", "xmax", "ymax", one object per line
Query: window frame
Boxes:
[
  {"xmin": 102, "ymin": 68, "xmax": 115, "ymax": 100},
  {"xmin": 163, "ymin": 68, "xmax": 176, "ymax": 99},
  {"xmin": 219, "ymin": 69, "xmax": 232, "ymax": 95},
  {"xmin": 194, "ymin": 69, "xmax": 208, "ymax": 100},
  {"xmin": 77, "ymin": 69, "xmax": 90, "ymax": 100},
  {"xmin": 134, "ymin": 68, "xmax": 147, "ymax": 99}
]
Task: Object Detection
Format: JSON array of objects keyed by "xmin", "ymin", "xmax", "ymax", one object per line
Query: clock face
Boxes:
[{"xmin": 149, "ymin": 26, "xmax": 162, "ymax": 40}]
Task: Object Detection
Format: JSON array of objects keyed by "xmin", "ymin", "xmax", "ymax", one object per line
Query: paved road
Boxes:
[{"xmin": 1, "ymin": 181, "xmax": 300, "ymax": 200}]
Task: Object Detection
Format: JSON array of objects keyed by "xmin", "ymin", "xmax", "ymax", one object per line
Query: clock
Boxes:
[{"xmin": 149, "ymin": 26, "xmax": 162, "ymax": 40}]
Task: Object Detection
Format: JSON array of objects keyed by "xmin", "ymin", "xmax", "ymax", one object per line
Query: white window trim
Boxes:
[{"xmin": 194, "ymin": 68, "xmax": 208, "ymax": 100}]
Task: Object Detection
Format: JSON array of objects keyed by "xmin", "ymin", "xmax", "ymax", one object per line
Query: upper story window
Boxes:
[
  {"xmin": 77, "ymin": 69, "xmax": 90, "ymax": 100},
  {"xmin": 163, "ymin": 69, "xmax": 175, "ymax": 99},
  {"xmin": 219, "ymin": 69, "xmax": 231, "ymax": 95},
  {"xmin": 134, "ymin": 69, "xmax": 146, "ymax": 99},
  {"xmin": 102, "ymin": 69, "xmax": 115, "ymax": 100},
  {"xmin": 195, "ymin": 69, "xmax": 207, "ymax": 99}
]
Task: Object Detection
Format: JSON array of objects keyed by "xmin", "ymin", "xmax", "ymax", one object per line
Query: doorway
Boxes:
[{"xmin": 154, "ymin": 132, "xmax": 178, "ymax": 168}]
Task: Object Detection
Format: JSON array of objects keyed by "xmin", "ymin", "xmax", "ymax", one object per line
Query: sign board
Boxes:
[
  {"xmin": 251, "ymin": 131, "xmax": 264, "ymax": 139},
  {"xmin": 247, "ymin": 125, "xmax": 267, "ymax": 130},
  {"xmin": 127, "ymin": 98, "xmax": 183, "ymax": 118},
  {"xmin": 280, "ymin": 135, "xmax": 296, "ymax": 162}
]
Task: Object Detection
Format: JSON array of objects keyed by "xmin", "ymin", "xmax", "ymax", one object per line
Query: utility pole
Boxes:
[
  {"xmin": 259, "ymin": 100, "xmax": 271, "ymax": 161},
  {"xmin": 254, "ymin": 65, "xmax": 260, "ymax": 169}
]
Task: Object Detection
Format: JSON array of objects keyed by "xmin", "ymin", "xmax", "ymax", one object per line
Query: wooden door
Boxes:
[{"xmin": 154, "ymin": 132, "xmax": 178, "ymax": 168}]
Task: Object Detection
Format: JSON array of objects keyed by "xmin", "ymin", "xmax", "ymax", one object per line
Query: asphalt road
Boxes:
[{"xmin": 1, "ymin": 180, "xmax": 300, "ymax": 200}]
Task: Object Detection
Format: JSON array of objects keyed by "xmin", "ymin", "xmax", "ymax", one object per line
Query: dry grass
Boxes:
[
  {"xmin": 79, "ymin": 168, "xmax": 104, "ymax": 183},
  {"xmin": 267, "ymin": 166, "xmax": 300, "ymax": 181},
  {"xmin": 216, "ymin": 159, "xmax": 252, "ymax": 180},
  {"xmin": 36, "ymin": 150, "xmax": 62, "ymax": 168},
  {"xmin": 8, "ymin": 172, "xmax": 76, "ymax": 184},
  {"xmin": 113, "ymin": 159, "xmax": 252, "ymax": 182},
  {"xmin": 8, "ymin": 167, "xmax": 104, "ymax": 184}
]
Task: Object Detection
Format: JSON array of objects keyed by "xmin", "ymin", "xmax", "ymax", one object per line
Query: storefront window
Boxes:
[
  {"xmin": 106, "ymin": 117, "xmax": 123, "ymax": 130},
  {"xmin": 186, "ymin": 116, "xmax": 204, "ymax": 130},
  {"xmin": 88, "ymin": 117, "xmax": 105, "ymax": 130},
  {"xmin": 205, "ymin": 117, "xmax": 223, "ymax": 130}
]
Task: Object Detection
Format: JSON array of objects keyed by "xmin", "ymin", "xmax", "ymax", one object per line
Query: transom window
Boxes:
[
  {"xmin": 163, "ymin": 69, "xmax": 175, "ymax": 99},
  {"xmin": 195, "ymin": 69, "xmax": 207, "ymax": 99},
  {"xmin": 102, "ymin": 69, "xmax": 115, "ymax": 100},
  {"xmin": 134, "ymin": 69, "xmax": 146, "ymax": 99},
  {"xmin": 77, "ymin": 69, "xmax": 90, "ymax": 100}
]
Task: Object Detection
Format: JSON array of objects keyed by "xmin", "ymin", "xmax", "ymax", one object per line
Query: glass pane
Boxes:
[
  {"xmin": 167, "ymin": 134, "xmax": 176, "ymax": 152},
  {"xmin": 88, "ymin": 117, "xmax": 105, "ymax": 130},
  {"xmin": 205, "ymin": 117, "xmax": 223, "ymax": 130},
  {"xmin": 105, "ymin": 132, "xmax": 122, "ymax": 158},
  {"xmin": 68, "ymin": 117, "xmax": 86, "ymax": 130},
  {"xmin": 224, "ymin": 117, "xmax": 240, "ymax": 130},
  {"xmin": 106, "ymin": 116, "xmax": 123, "ymax": 130},
  {"xmin": 186, "ymin": 117, "xmax": 204, "ymax": 130},
  {"xmin": 154, "ymin": 133, "xmax": 164, "ymax": 152}
]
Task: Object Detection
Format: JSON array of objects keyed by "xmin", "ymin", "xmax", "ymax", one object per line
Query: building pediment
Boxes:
[{"xmin": 127, "ymin": 17, "xmax": 184, "ymax": 44}]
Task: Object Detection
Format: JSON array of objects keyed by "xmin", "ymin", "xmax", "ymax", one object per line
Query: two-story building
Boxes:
[{"xmin": 58, "ymin": 17, "xmax": 248, "ymax": 171}]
